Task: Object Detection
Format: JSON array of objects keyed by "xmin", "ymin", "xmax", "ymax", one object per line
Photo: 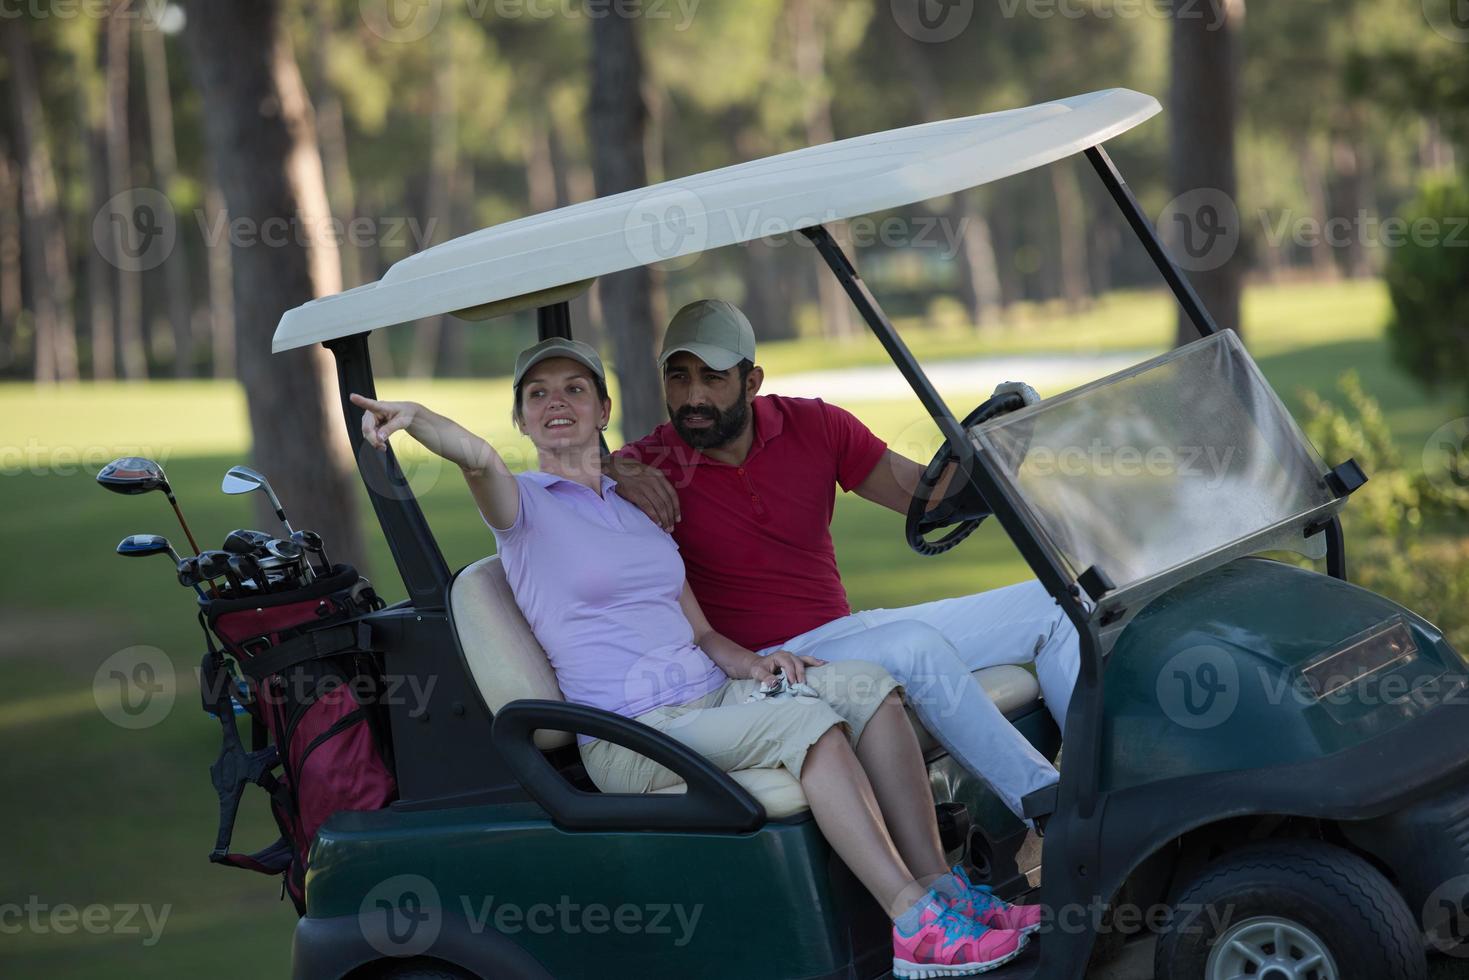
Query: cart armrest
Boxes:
[{"xmin": 491, "ymin": 699, "xmax": 766, "ymax": 832}]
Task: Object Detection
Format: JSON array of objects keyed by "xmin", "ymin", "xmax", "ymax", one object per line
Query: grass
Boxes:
[{"xmin": 0, "ymin": 278, "xmax": 1463, "ymax": 977}]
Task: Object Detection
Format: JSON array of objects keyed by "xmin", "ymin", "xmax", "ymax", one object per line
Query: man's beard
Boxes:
[{"xmin": 670, "ymin": 398, "xmax": 749, "ymax": 449}]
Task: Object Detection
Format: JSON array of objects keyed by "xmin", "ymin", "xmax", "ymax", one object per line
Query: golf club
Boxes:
[
  {"xmin": 97, "ymin": 457, "xmax": 203, "ymax": 555},
  {"xmin": 223, "ymin": 528, "xmax": 274, "ymax": 557},
  {"xmin": 117, "ymin": 534, "xmax": 207, "ymax": 599},
  {"xmin": 265, "ymin": 538, "xmax": 312, "ymax": 585},
  {"xmin": 198, "ymin": 550, "xmax": 241, "ymax": 597},
  {"xmin": 291, "ymin": 529, "xmax": 331, "ymax": 577},
  {"xmin": 228, "ymin": 554, "xmax": 268, "ymax": 596},
  {"xmin": 222, "ymin": 465, "xmax": 296, "ymax": 536}
]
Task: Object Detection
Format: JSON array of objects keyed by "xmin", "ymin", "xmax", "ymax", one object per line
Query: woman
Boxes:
[{"xmin": 351, "ymin": 338, "xmax": 1037, "ymax": 977}]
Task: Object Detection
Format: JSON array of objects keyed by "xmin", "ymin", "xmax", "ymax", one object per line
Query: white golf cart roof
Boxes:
[{"xmin": 272, "ymin": 88, "xmax": 1159, "ymax": 353}]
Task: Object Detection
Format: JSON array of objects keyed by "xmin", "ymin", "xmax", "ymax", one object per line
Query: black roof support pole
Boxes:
[
  {"xmin": 537, "ymin": 301, "xmax": 573, "ymax": 341},
  {"xmin": 324, "ymin": 333, "xmax": 452, "ymax": 609},
  {"xmin": 805, "ymin": 221, "xmax": 1113, "ymax": 977},
  {"xmin": 1084, "ymin": 144, "xmax": 1221, "ymax": 339}
]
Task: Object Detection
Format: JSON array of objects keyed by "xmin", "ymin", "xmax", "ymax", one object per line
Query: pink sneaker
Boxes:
[
  {"xmin": 893, "ymin": 897, "xmax": 1029, "ymax": 978},
  {"xmin": 946, "ymin": 864, "xmax": 1044, "ymax": 937}
]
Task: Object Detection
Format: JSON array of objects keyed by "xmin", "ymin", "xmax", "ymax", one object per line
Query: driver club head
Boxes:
[
  {"xmin": 99, "ymin": 457, "xmax": 203, "ymax": 555},
  {"xmin": 97, "ymin": 457, "xmax": 170, "ymax": 497},
  {"xmin": 222, "ymin": 465, "xmax": 295, "ymax": 535},
  {"xmin": 115, "ymin": 533, "xmax": 181, "ymax": 563}
]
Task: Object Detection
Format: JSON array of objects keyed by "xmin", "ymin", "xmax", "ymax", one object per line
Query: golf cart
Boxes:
[{"xmin": 268, "ymin": 89, "xmax": 1469, "ymax": 979}]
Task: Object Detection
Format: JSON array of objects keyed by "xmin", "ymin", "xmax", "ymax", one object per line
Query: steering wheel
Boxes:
[{"xmin": 905, "ymin": 385, "xmax": 1036, "ymax": 556}]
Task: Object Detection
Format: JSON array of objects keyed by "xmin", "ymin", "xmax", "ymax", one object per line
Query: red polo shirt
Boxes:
[{"xmin": 617, "ymin": 394, "xmax": 888, "ymax": 651}]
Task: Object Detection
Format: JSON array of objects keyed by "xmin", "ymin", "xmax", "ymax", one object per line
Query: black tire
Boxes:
[
  {"xmin": 1155, "ymin": 840, "xmax": 1426, "ymax": 980},
  {"xmin": 371, "ymin": 965, "xmax": 476, "ymax": 980}
]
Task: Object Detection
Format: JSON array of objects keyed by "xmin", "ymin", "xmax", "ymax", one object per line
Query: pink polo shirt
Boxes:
[
  {"xmin": 489, "ymin": 472, "xmax": 726, "ymax": 741},
  {"xmin": 617, "ymin": 395, "xmax": 889, "ymax": 652}
]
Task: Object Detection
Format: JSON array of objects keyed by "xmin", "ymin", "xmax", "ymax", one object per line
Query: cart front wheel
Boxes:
[{"xmin": 1154, "ymin": 840, "xmax": 1426, "ymax": 980}]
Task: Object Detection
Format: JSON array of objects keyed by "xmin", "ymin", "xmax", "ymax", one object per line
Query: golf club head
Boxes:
[
  {"xmin": 97, "ymin": 457, "xmax": 170, "ymax": 496},
  {"xmin": 222, "ymin": 465, "xmax": 294, "ymax": 534},
  {"xmin": 228, "ymin": 554, "xmax": 267, "ymax": 595},
  {"xmin": 291, "ymin": 529, "xmax": 330, "ymax": 574},
  {"xmin": 223, "ymin": 528, "xmax": 274, "ymax": 557},
  {"xmin": 116, "ymin": 533, "xmax": 180, "ymax": 563},
  {"xmin": 197, "ymin": 550, "xmax": 238, "ymax": 594}
]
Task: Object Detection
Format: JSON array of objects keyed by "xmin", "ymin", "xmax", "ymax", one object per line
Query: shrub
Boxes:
[
  {"xmin": 1383, "ymin": 177, "xmax": 1469, "ymax": 409},
  {"xmin": 1300, "ymin": 372, "xmax": 1469, "ymax": 652}
]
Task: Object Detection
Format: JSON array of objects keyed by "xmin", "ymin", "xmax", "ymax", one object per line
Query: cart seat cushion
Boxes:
[{"xmin": 450, "ymin": 555, "xmax": 1045, "ymax": 811}]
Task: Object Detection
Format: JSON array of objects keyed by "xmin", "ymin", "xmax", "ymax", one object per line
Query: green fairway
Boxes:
[{"xmin": 2, "ymin": 278, "xmax": 1464, "ymax": 978}]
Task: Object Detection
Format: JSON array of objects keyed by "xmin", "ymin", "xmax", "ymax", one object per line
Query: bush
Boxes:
[
  {"xmin": 1300, "ymin": 372, "xmax": 1469, "ymax": 652},
  {"xmin": 1383, "ymin": 177, "xmax": 1469, "ymax": 409}
]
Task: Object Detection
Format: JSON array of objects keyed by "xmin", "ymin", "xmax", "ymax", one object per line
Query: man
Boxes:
[{"xmin": 609, "ymin": 299, "xmax": 1079, "ymax": 825}]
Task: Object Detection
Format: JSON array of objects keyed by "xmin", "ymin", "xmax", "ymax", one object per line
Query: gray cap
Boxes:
[
  {"xmin": 512, "ymin": 337, "xmax": 606, "ymax": 386},
  {"xmin": 659, "ymin": 300, "xmax": 757, "ymax": 371}
]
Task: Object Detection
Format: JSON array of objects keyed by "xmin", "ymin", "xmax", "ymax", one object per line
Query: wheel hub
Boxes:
[{"xmin": 1206, "ymin": 915, "xmax": 1339, "ymax": 980}]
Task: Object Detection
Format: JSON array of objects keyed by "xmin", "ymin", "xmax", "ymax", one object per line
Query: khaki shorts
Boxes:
[{"xmin": 580, "ymin": 660, "xmax": 901, "ymax": 793}]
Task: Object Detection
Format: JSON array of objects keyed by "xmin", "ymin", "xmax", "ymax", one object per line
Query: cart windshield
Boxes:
[{"xmin": 973, "ymin": 330, "xmax": 1341, "ymax": 614}]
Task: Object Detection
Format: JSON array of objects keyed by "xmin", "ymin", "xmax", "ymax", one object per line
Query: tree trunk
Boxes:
[
  {"xmin": 7, "ymin": 19, "xmax": 80, "ymax": 383},
  {"xmin": 202, "ymin": 175, "xmax": 236, "ymax": 379},
  {"xmin": 886, "ymin": 9, "xmax": 1001, "ymax": 329},
  {"xmin": 789, "ymin": 0, "xmax": 855, "ymax": 340},
  {"xmin": 311, "ymin": 1, "xmax": 364, "ymax": 292},
  {"xmin": 181, "ymin": 0, "xmax": 365, "ymax": 572},
  {"xmin": 1050, "ymin": 160, "xmax": 1091, "ymax": 311},
  {"xmin": 1297, "ymin": 138, "xmax": 1339, "ymax": 281},
  {"xmin": 1331, "ymin": 128, "xmax": 1377, "ymax": 279},
  {"xmin": 77, "ymin": 43, "xmax": 117, "ymax": 380},
  {"xmin": 106, "ymin": 1, "xmax": 147, "ymax": 378},
  {"xmin": 409, "ymin": 24, "xmax": 458, "ymax": 379},
  {"xmin": 0, "ymin": 143, "xmax": 20, "ymax": 373},
  {"xmin": 588, "ymin": 12, "xmax": 665, "ymax": 440},
  {"xmin": 1169, "ymin": 0, "xmax": 1245, "ymax": 345},
  {"xmin": 139, "ymin": 10, "xmax": 194, "ymax": 376}
]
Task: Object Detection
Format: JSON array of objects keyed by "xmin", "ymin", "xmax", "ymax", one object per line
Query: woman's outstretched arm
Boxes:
[{"xmin": 349, "ymin": 393, "xmax": 520, "ymax": 529}]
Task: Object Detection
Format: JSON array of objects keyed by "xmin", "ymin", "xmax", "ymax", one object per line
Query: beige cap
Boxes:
[
  {"xmin": 659, "ymin": 300, "xmax": 757, "ymax": 371},
  {"xmin": 513, "ymin": 337, "xmax": 606, "ymax": 386}
]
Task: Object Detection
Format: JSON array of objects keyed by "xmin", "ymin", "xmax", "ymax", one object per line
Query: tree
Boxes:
[
  {"xmin": 138, "ymin": 8, "xmax": 194, "ymax": 376},
  {"xmin": 1169, "ymin": 0, "xmax": 1245, "ymax": 344},
  {"xmin": 180, "ymin": 0, "xmax": 365, "ymax": 570},
  {"xmin": 105, "ymin": 0, "xmax": 147, "ymax": 377},
  {"xmin": 6, "ymin": 16, "xmax": 80, "ymax": 383},
  {"xmin": 588, "ymin": 12, "xmax": 665, "ymax": 440}
]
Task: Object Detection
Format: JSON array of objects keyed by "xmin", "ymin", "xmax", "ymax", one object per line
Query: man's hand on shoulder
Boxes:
[{"xmin": 606, "ymin": 454, "xmax": 681, "ymax": 531}]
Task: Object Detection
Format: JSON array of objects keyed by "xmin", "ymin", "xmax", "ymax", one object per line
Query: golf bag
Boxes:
[{"xmin": 197, "ymin": 563, "xmax": 397, "ymax": 913}]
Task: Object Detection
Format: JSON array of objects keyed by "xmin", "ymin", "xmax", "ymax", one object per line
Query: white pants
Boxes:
[{"xmin": 760, "ymin": 579, "xmax": 1078, "ymax": 821}]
